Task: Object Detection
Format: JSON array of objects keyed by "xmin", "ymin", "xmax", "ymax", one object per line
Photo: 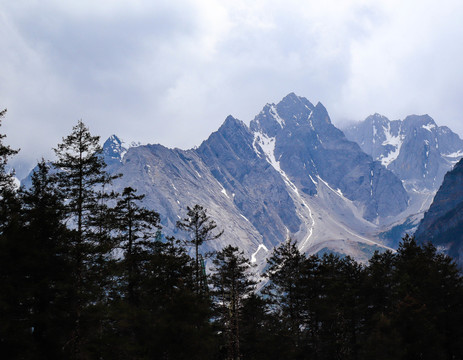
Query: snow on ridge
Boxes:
[
  {"xmin": 240, "ymin": 214, "xmax": 251, "ymax": 223},
  {"xmin": 443, "ymin": 150, "xmax": 463, "ymax": 158},
  {"xmin": 214, "ymin": 179, "xmax": 230, "ymax": 199},
  {"xmin": 269, "ymin": 105, "xmax": 285, "ymax": 128},
  {"xmin": 252, "ymin": 131, "xmax": 315, "ymax": 251},
  {"xmin": 221, "ymin": 188, "xmax": 230, "ymax": 199},
  {"xmin": 443, "ymin": 150, "xmax": 463, "ymax": 165},
  {"xmin": 253, "ymin": 132, "xmax": 281, "ymax": 172},
  {"xmin": 316, "ymin": 175, "xmax": 345, "ymax": 199},
  {"xmin": 379, "ymin": 123, "xmax": 403, "ymax": 167},
  {"xmin": 422, "ymin": 123, "xmax": 436, "ymax": 132}
]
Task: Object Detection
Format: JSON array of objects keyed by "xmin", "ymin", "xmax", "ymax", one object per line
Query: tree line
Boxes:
[{"xmin": 1, "ymin": 114, "xmax": 463, "ymax": 359}]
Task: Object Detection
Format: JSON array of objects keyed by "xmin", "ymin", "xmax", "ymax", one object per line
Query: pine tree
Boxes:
[
  {"xmin": 211, "ymin": 245, "xmax": 256, "ymax": 360},
  {"xmin": 390, "ymin": 235, "xmax": 463, "ymax": 359},
  {"xmin": 0, "ymin": 109, "xmax": 19, "ymax": 234},
  {"xmin": 114, "ymin": 186, "xmax": 161, "ymax": 305},
  {"xmin": 176, "ymin": 204, "xmax": 223, "ymax": 293},
  {"xmin": 0, "ymin": 108, "xmax": 27, "ymax": 357},
  {"xmin": 105, "ymin": 237, "xmax": 216, "ymax": 359},
  {"xmin": 0, "ymin": 109, "xmax": 18, "ymax": 192},
  {"xmin": 52, "ymin": 120, "xmax": 118, "ymax": 358},
  {"xmin": 314, "ymin": 254, "xmax": 364, "ymax": 360},
  {"xmin": 263, "ymin": 238, "xmax": 306, "ymax": 354},
  {"xmin": 19, "ymin": 160, "xmax": 73, "ymax": 358}
]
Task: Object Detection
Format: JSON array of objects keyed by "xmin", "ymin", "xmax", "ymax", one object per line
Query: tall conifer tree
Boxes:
[
  {"xmin": 211, "ymin": 245, "xmax": 256, "ymax": 360},
  {"xmin": 52, "ymin": 120, "xmax": 118, "ymax": 358},
  {"xmin": 114, "ymin": 186, "xmax": 161, "ymax": 305},
  {"xmin": 177, "ymin": 204, "xmax": 223, "ymax": 293},
  {"xmin": 20, "ymin": 160, "xmax": 73, "ymax": 358}
]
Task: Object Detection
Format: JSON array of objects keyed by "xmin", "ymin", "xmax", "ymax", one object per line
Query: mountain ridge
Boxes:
[{"xmin": 101, "ymin": 93, "xmax": 410, "ymax": 264}]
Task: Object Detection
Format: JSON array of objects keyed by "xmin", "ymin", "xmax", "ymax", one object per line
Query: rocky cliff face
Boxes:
[
  {"xmin": 102, "ymin": 93, "xmax": 410, "ymax": 264},
  {"xmin": 415, "ymin": 158, "xmax": 463, "ymax": 266},
  {"xmin": 344, "ymin": 113, "xmax": 463, "ymax": 245},
  {"xmin": 344, "ymin": 113, "xmax": 463, "ymax": 191},
  {"xmin": 250, "ymin": 94, "xmax": 408, "ymax": 222}
]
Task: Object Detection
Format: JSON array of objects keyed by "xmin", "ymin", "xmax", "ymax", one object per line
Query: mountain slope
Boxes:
[
  {"xmin": 250, "ymin": 94, "xmax": 409, "ymax": 222},
  {"xmin": 344, "ymin": 113, "xmax": 463, "ymax": 243},
  {"xmin": 101, "ymin": 93, "xmax": 409, "ymax": 264},
  {"xmin": 344, "ymin": 113, "xmax": 463, "ymax": 191},
  {"xmin": 415, "ymin": 158, "xmax": 463, "ymax": 266}
]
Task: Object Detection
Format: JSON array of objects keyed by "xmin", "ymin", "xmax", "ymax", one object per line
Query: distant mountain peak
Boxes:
[
  {"xmin": 280, "ymin": 92, "xmax": 300, "ymax": 103},
  {"xmin": 103, "ymin": 134, "xmax": 127, "ymax": 165},
  {"xmin": 223, "ymin": 114, "xmax": 241, "ymax": 126},
  {"xmin": 344, "ymin": 113, "xmax": 463, "ymax": 191}
]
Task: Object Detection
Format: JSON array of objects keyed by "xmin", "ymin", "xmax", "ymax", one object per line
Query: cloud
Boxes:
[{"xmin": 2, "ymin": 0, "xmax": 463, "ymax": 177}]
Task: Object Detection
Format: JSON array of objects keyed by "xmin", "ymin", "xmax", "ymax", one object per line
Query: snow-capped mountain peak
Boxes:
[{"xmin": 344, "ymin": 114, "xmax": 463, "ymax": 191}]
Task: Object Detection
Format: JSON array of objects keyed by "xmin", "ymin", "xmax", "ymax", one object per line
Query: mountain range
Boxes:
[
  {"xmin": 344, "ymin": 113, "xmax": 463, "ymax": 191},
  {"xmin": 343, "ymin": 113, "xmax": 463, "ymax": 246},
  {"xmin": 98, "ymin": 93, "xmax": 463, "ymax": 266},
  {"xmin": 22, "ymin": 93, "xmax": 463, "ymax": 266}
]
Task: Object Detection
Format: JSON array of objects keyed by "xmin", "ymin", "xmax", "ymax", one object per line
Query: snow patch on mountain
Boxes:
[
  {"xmin": 422, "ymin": 123, "xmax": 436, "ymax": 132},
  {"xmin": 269, "ymin": 105, "xmax": 285, "ymax": 128},
  {"xmin": 253, "ymin": 132, "xmax": 281, "ymax": 172},
  {"xmin": 316, "ymin": 175, "xmax": 345, "ymax": 199},
  {"xmin": 443, "ymin": 150, "xmax": 463, "ymax": 164},
  {"xmin": 379, "ymin": 123, "xmax": 404, "ymax": 167},
  {"xmin": 253, "ymin": 131, "xmax": 315, "ymax": 251}
]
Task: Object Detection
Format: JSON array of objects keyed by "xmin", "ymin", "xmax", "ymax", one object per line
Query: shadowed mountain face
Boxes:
[
  {"xmin": 102, "ymin": 93, "xmax": 410, "ymax": 264},
  {"xmin": 415, "ymin": 158, "xmax": 463, "ymax": 267}
]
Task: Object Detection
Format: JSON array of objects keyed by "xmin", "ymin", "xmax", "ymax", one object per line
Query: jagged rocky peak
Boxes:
[
  {"xmin": 250, "ymin": 93, "xmax": 328, "ymax": 137},
  {"xmin": 399, "ymin": 114, "xmax": 438, "ymax": 137},
  {"xmin": 344, "ymin": 111, "xmax": 463, "ymax": 191},
  {"xmin": 249, "ymin": 93, "xmax": 408, "ymax": 222},
  {"xmin": 250, "ymin": 103, "xmax": 286, "ymax": 137},
  {"xmin": 367, "ymin": 113, "xmax": 389, "ymax": 123},
  {"xmin": 275, "ymin": 92, "xmax": 315, "ymax": 124},
  {"xmin": 403, "ymin": 114, "xmax": 435, "ymax": 127},
  {"xmin": 200, "ymin": 114, "xmax": 252, "ymax": 154},
  {"xmin": 221, "ymin": 115, "xmax": 247, "ymax": 132},
  {"xmin": 103, "ymin": 134, "xmax": 127, "ymax": 165}
]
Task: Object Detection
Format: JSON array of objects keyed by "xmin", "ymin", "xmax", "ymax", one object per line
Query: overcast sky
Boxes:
[{"xmin": 2, "ymin": 0, "xmax": 463, "ymax": 177}]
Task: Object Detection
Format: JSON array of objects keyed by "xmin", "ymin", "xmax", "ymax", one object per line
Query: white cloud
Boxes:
[{"xmin": 2, "ymin": 0, "xmax": 463, "ymax": 177}]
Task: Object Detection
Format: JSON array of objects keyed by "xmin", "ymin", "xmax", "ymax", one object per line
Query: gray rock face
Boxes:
[
  {"xmin": 102, "ymin": 135, "xmax": 127, "ymax": 166},
  {"xmin": 196, "ymin": 115, "xmax": 300, "ymax": 248},
  {"xmin": 101, "ymin": 94, "xmax": 411, "ymax": 263},
  {"xmin": 250, "ymin": 95, "xmax": 409, "ymax": 222},
  {"xmin": 415, "ymin": 158, "xmax": 463, "ymax": 267},
  {"xmin": 344, "ymin": 114, "xmax": 463, "ymax": 191},
  {"xmin": 107, "ymin": 141, "xmax": 265, "ymax": 255}
]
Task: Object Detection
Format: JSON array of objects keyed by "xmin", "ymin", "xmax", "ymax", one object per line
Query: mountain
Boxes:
[
  {"xmin": 414, "ymin": 158, "xmax": 463, "ymax": 267},
  {"xmin": 250, "ymin": 94, "xmax": 408, "ymax": 222},
  {"xmin": 103, "ymin": 93, "xmax": 409, "ymax": 264},
  {"xmin": 103, "ymin": 135, "xmax": 128, "ymax": 166},
  {"xmin": 344, "ymin": 113, "xmax": 463, "ymax": 191},
  {"xmin": 344, "ymin": 113, "xmax": 463, "ymax": 244}
]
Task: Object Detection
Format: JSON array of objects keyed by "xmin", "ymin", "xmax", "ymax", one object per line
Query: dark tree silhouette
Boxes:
[{"xmin": 177, "ymin": 204, "xmax": 223, "ymax": 293}]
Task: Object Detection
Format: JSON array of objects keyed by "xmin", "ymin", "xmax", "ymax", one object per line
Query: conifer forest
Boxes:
[{"xmin": 1, "ymin": 112, "xmax": 463, "ymax": 359}]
